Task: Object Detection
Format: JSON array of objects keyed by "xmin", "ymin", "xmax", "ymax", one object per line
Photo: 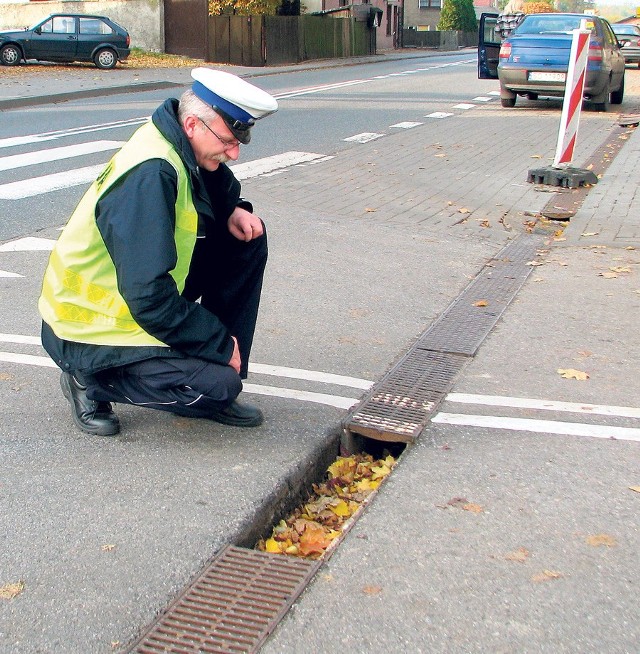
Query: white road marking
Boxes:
[
  {"xmin": 243, "ymin": 383, "xmax": 357, "ymax": 409},
  {"xmin": 0, "ymin": 164, "xmax": 105, "ymax": 200},
  {"xmin": 447, "ymin": 392, "xmax": 640, "ymax": 419},
  {"xmin": 453, "ymin": 103, "xmax": 476, "ymax": 110},
  {"xmin": 390, "ymin": 122, "xmax": 423, "ymax": 129},
  {"xmin": 432, "ymin": 413, "xmax": 640, "ymax": 442},
  {"xmin": 0, "ymin": 335, "xmax": 366, "ymax": 409},
  {"xmin": 425, "ymin": 112, "xmax": 454, "ymax": 119},
  {"xmin": 249, "ymin": 362, "xmax": 372, "ymax": 389},
  {"xmin": 229, "ymin": 152, "xmax": 330, "ymax": 179},
  {"xmin": 0, "ymin": 140, "xmax": 124, "ymax": 172},
  {"xmin": 0, "ymin": 334, "xmax": 40, "ymax": 345},
  {"xmin": 0, "ymin": 352, "xmax": 57, "ymax": 368},
  {"xmin": 0, "ymin": 118, "xmax": 148, "ymax": 150},
  {"xmin": 472, "ymin": 96, "xmax": 493, "ymax": 102},
  {"xmin": 488, "ymin": 90, "xmax": 501, "ymax": 95},
  {"xmin": 343, "ymin": 133, "xmax": 385, "ymax": 143},
  {"xmin": 0, "ymin": 237, "xmax": 56, "ymax": 252},
  {"xmin": 0, "ymin": 270, "xmax": 23, "ymax": 278}
]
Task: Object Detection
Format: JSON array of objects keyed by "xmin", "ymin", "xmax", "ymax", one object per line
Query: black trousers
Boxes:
[{"xmin": 85, "ymin": 228, "xmax": 268, "ymax": 419}]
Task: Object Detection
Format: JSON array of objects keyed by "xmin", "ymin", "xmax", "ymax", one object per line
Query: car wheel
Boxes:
[
  {"xmin": 94, "ymin": 48, "xmax": 117, "ymax": 70},
  {"xmin": 501, "ymin": 97, "xmax": 516, "ymax": 107},
  {"xmin": 610, "ymin": 77, "xmax": 624, "ymax": 105},
  {"xmin": 0, "ymin": 44, "xmax": 21, "ymax": 66}
]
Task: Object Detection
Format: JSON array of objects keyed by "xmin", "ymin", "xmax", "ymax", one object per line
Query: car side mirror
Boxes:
[{"xmin": 34, "ymin": 27, "xmax": 41, "ymax": 34}]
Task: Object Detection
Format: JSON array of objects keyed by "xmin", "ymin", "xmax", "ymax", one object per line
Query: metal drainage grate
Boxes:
[
  {"xmin": 416, "ymin": 234, "xmax": 545, "ymax": 356},
  {"xmin": 344, "ymin": 350, "xmax": 466, "ymax": 443},
  {"xmin": 128, "ymin": 545, "xmax": 320, "ymax": 654},
  {"xmin": 344, "ymin": 235, "xmax": 544, "ymax": 443}
]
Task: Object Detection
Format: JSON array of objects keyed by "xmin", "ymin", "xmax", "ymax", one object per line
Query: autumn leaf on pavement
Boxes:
[
  {"xmin": 362, "ymin": 585, "xmax": 383, "ymax": 595},
  {"xmin": 531, "ymin": 570, "xmax": 563, "ymax": 583},
  {"xmin": 585, "ymin": 534, "xmax": 617, "ymax": 547},
  {"xmin": 473, "ymin": 300, "xmax": 488, "ymax": 307},
  {"xmin": 557, "ymin": 368, "xmax": 589, "ymax": 380},
  {"xmin": 629, "ymin": 486, "xmax": 640, "ymax": 493},
  {"xmin": 0, "ymin": 581, "xmax": 25, "ymax": 600},
  {"xmin": 505, "ymin": 547, "xmax": 530, "ymax": 563},
  {"xmin": 462, "ymin": 503, "xmax": 484, "ymax": 513}
]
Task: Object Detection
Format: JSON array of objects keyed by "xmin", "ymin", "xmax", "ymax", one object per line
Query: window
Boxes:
[
  {"xmin": 419, "ymin": 0, "xmax": 441, "ymax": 7},
  {"xmin": 79, "ymin": 18, "xmax": 115, "ymax": 35},
  {"xmin": 40, "ymin": 17, "xmax": 76, "ymax": 34}
]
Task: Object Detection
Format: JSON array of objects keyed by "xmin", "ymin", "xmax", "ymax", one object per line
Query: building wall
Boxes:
[
  {"xmin": 403, "ymin": 3, "xmax": 440, "ymax": 31},
  {"xmin": 0, "ymin": 0, "xmax": 164, "ymax": 51}
]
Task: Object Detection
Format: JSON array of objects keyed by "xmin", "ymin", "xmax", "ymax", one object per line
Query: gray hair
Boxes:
[{"xmin": 178, "ymin": 89, "xmax": 219, "ymax": 124}]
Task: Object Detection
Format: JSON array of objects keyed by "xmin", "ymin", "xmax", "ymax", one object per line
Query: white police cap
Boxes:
[{"xmin": 191, "ymin": 67, "xmax": 278, "ymax": 144}]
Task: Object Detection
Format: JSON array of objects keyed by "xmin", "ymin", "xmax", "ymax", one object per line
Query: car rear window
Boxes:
[
  {"xmin": 79, "ymin": 18, "xmax": 115, "ymax": 35},
  {"xmin": 517, "ymin": 15, "xmax": 597, "ymax": 35}
]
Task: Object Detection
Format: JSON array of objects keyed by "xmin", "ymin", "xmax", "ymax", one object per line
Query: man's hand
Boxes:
[
  {"xmin": 228, "ymin": 336, "xmax": 241, "ymax": 374},
  {"xmin": 228, "ymin": 206, "xmax": 264, "ymax": 242}
]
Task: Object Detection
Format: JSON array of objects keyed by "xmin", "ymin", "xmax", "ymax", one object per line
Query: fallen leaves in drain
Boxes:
[{"xmin": 257, "ymin": 453, "xmax": 396, "ymax": 559}]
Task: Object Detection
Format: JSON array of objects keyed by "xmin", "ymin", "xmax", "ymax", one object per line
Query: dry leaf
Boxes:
[
  {"xmin": 599, "ymin": 271, "xmax": 618, "ymax": 279},
  {"xmin": 557, "ymin": 368, "xmax": 589, "ymax": 380},
  {"xmin": 505, "ymin": 547, "xmax": 530, "ymax": 563},
  {"xmin": 473, "ymin": 300, "xmax": 488, "ymax": 307},
  {"xmin": 586, "ymin": 534, "xmax": 617, "ymax": 547},
  {"xmin": 581, "ymin": 232, "xmax": 599, "ymax": 237},
  {"xmin": 458, "ymin": 207, "xmax": 470, "ymax": 214},
  {"xmin": 0, "ymin": 373, "xmax": 13, "ymax": 381},
  {"xmin": 526, "ymin": 260, "xmax": 544, "ymax": 266},
  {"xmin": 531, "ymin": 154, "xmax": 542, "ymax": 158},
  {"xmin": 629, "ymin": 486, "xmax": 640, "ymax": 493},
  {"xmin": 101, "ymin": 544, "xmax": 117, "ymax": 552},
  {"xmin": 364, "ymin": 207, "xmax": 376, "ymax": 213},
  {"xmin": 0, "ymin": 581, "xmax": 25, "ymax": 600},
  {"xmin": 531, "ymin": 570, "xmax": 563, "ymax": 582},
  {"xmin": 462, "ymin": 503, "xmax": 484, "ymax": 513},
  {"xmin": 478, "ymin": 219, "xmax": 491, "ymax": 228},
  {"xmin": 362, "ymin": 585, "xmax": 382, "ymax": 595},
  {"xmin": 609, "ymin": 266, "xmax": 631, "ymax": 273}
]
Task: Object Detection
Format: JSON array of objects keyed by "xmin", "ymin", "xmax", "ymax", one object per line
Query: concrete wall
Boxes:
[{"xmin": 0, "ymin": 0, "xmax": 164, "ymax": 51}]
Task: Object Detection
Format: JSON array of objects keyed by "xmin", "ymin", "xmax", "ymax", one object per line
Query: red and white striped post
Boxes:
[{"xmin": 553, "ymin": 20, "xmax": 591, "ymax": 168}]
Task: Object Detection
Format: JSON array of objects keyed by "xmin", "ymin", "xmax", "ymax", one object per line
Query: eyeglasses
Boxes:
[{"xmin": 198, "ymin": 117, "xmax": 240, "ymax": 150}]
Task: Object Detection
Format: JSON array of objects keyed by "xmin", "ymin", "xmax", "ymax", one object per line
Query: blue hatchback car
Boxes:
[
  {"xmin": 0, "ymin": 13, "xmax": 130, "ymax": 69},
  {"xmin": 479, "ymin": 12, "xmax": 625, "ymax": 112}
]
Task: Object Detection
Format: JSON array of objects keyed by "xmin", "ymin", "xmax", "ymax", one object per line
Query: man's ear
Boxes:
[{"xmin": 183, "ymin": 115, "xmax": 198, "ymax": 139}]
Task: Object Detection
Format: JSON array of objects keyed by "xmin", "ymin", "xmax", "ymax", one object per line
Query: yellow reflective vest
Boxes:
[{"xmin": 38, "ymin": 122, "xmax": 198, "ymax": 347}]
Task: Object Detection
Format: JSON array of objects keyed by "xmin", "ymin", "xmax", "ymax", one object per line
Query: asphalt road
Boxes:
[{"xmin": 1, "ymin": 54, "xmax": 639, "ymax": 653}]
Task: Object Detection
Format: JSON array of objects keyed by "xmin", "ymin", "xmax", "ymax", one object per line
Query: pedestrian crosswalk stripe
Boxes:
[
  {"xmin": 0, "ymin": 141, "xmax": 124, "ymax": 172},
  {"xmin": 0, "ymin": 237, "xmax": 56, "ymax": 252},
  {"xmin": 0, "ymin": 164, "xmax": 105, "ymax": 200}
]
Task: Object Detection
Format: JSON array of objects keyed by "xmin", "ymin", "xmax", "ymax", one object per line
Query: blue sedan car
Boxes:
[
  {"xmin": 479, "ymin": 13, "xmax": 625, "ymax": 112},
  {"xmin": 0, "ymin": 13, "xmax": 130, "ymax": 69}
]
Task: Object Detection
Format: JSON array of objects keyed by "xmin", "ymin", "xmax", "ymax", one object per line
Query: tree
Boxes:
[
  {"xmin": 208, "ymin": 0, "xmax": 281, "ymax": 15},
  {"xmin": 437, "ymin": 0, "xmax": 478, "ymax": 32}
]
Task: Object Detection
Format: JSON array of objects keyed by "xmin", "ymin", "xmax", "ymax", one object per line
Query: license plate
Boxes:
[{"xmin": 529, "ymin": 71, "xmax": 566, "ymax": 82}]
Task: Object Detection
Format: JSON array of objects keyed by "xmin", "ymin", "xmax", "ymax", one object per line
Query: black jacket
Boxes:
[{"xmin": 42, "ymin": 98, "xmax": 250, "ymax": 376}]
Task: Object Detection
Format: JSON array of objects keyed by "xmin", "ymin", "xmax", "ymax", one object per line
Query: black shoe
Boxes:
[
  {"xmin": 208, "ymin": 400, "xmax": 263, "ymax": 428},
  {"xmin": 60, "ymin": 372, "xmax": 120, "ymax": 436}
]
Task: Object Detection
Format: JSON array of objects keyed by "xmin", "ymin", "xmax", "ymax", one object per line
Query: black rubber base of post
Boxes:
[{"xmin": 527, "ymin": 166, "xmax": 599, "ymax": 189}]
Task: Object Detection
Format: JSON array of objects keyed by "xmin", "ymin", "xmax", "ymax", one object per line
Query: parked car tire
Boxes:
[
  {"xmin": 94, "ymin": 48, "xmax": 117, "ymax": 70},
  {"xmin": 501, "ymin": 97, "xmax": 516, "ymax": 107},
  {"xmin": 0, "ymin": 44, "xmax": 22, "ymax": 66},
  {"xmin": 610, "ymin": 77, "xmax": 624, "ymax": 105}
]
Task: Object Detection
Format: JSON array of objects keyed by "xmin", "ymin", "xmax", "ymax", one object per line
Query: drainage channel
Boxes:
[
  {"xmin": 343, "ymin": 232, "xmax": 546, "ymax": 445},
  {"xmin": 126, "ymin": 232, "xmax": 546, "ymax": 654}
]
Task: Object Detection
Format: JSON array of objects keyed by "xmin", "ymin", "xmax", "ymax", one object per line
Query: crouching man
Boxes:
[{"xmin": 38, "ymin": 68, "xmax": 278, "ymax": 436}]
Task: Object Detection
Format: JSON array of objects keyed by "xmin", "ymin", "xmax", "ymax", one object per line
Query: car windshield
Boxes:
[{"xmin": 516, "ymin": 15, "xmax": 597, "ymax": 35}]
